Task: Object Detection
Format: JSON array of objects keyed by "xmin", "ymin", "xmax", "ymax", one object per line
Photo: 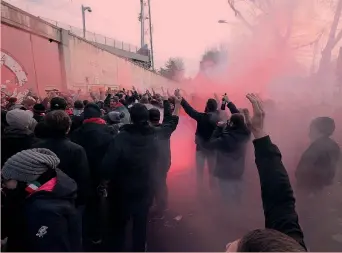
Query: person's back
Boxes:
[
  {"xmin": 210, "ymin": 114, "xmax": 251, "ymax": 180},
  {"xmin": 33, "ymin": 110, "xmax": 90, "ymax": 206},
  {"xmin": 296, "ymin": 117, "xmax": 341, "ymax": 192},
  {"xmin": 101, "ymin": 103, "xmax": 158, "ymax": 252},
  {"xmin": 1, "ymin": 149, "xmax": 81, "ymax": 252}
]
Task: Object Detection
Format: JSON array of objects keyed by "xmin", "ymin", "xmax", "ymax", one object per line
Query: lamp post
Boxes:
[{"xmin": 82, "ymin": 5, "xmax": 92, "ymax": 38}]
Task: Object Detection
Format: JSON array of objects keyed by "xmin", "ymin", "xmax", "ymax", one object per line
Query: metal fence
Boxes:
[{"xmin": 40, "ymin": 17, "xmax": 139, "ymax": 53}]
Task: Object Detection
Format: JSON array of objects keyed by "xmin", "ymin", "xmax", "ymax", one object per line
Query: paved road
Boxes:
[{"xmin": 146, "ymin": 118, "xmax": 342, "ymax": 251}]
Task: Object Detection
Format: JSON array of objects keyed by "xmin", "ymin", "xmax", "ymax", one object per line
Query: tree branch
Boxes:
[
  {"xmin": 227, "ymin": 0, "xmax": 253, "ymax": 31},
  {"xmin": 292, "ymin": 30, "xmax": 324, "ymax": 50}
]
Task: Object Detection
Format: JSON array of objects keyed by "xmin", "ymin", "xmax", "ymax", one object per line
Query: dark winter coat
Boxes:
[
  {"xmin": 1, "ymin": 127, "xmax": 37, "ymax": 167},
  {"xmin": 181, "ymin": 98, "xmax": 220, "ymax": 150},
  {"xmin": 70, "ymin": 114, "xmax": 84, "ymax": 134},
  {"xmin": 33, "ymin": 137, "xmax": 90, "ymax": 206},
  {"xmin": 101, "ymin": 123, "xmax": 159, "ymax": 207},
  {"xmin": 208, "ymin": 125, "xmax": 250, "ymax": 180},
  {"xmin": 153, "ymin": 100, "xmax": 179, "ymax": 170},
  {"xmin": 254, "ymin": 136, "xmax": 307, "ymax": 250},
  {"xmin": 70, "ymin": 122, "xmax": 114, "ymax": 190},
  {"xmin": 295, "ymin": 136, "xmax": 340, "ymax": 192},
  {"xmin": 3, "ymin": 169, "xmax": 82, "ymax": 252}
]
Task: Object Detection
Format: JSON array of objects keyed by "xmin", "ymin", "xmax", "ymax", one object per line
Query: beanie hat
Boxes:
[
  {"xmin": 107, "ymin": 111, "xmax": 124, "ymax": 123},
  {"xmin": 6, "ymin": 109, "xmax": 33, "ymax": 129},
  {"xmin": 149, "ymin": 108, "xmax": 161, "ymax": 122},
  {"xmin": 33, "ymin": 103, "xmax": 46, "ymax": 114},
  {"xmin": 84, "ymin": 103, "xmax": 102, "ymax": 119},
  {"xmin": 2, "ymin": 148, "xmax": 60, "ymax": 183},
  {"xmin": 7, "ymin": 97, "xmax": 17, "ymax": 103},
  {"xmin": 50, "ymin": 97, "xmax": 67, "ymax": 111}
]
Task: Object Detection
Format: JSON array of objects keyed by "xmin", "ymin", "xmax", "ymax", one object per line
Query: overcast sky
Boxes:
[{"xmin": 5, "ymin": 0, "xmax": 236, "ymax": 76}]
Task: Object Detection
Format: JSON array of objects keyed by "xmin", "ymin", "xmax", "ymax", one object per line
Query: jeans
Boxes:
[
  {"xmin": 104, "ymin": 199, "xmax": 150, "ymax": 252},
  {"xmin": 196, "ymin": 149, "xmax": 216, "ymax": 189}
]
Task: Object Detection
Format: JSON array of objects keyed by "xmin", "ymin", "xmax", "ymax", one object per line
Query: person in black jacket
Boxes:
[
  {"xmin": 149, "ymin": 96, "xmax": 180, "ymax": 216},
  {"xmin": 295, "ymin": 116, "xmax": 340, "ymax": 194},
  {"xmin": 70, "ymin": 100, "xmax": 84, "ymax": 134},
  {"xmin": 32, "ymin": 103, "xmax": 46, "ymax": 122},
  {"xmin": 225, "ymin": 93, "xmax": 306, "ymax": 252},
  {"xmin": 70, "ymin": 103, "xmax": 114, "ymax": 249},
  {"xmin": 1, "ymin": 148, "xmax": 81, "ymax": 252},
  {"xmin": 32, "ymin": 110, "xmax": 90, "ymax": 208},
  {"xmin": 101, "ymin": 103, "xmax": 159, "ymax": 252},
  {"xmin": 208, "ymin": 112, "xmax": 251, "ymax": 207},
  {"xmin": 1, "ymin": 109, "xmax": 37, "ymax": 167},
  {"xmin": 179, "ymin": 94, "xmax": 220, "ymax": 191}
]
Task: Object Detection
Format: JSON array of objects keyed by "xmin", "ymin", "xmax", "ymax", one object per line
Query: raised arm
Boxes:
[{"xmin": 246, "ymin": 93, "xmax": 306, "ymax": 250}]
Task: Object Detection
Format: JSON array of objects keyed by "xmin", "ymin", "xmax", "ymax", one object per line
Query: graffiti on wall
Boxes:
[{"xmin": 1, "ymin": 50, "xmax": 30, "ymax": 103}]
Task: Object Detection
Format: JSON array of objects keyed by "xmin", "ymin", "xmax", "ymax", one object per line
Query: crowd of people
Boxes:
[{"xmin": 0, "ymin": 86, "xmax": 340, "ymax": 252}]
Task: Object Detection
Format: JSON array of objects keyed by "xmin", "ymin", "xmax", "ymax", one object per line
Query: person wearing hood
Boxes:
[
  {"xmin": 149, "ymin": 95, "xmax": 180, "ymax": 216},
  {"xmin": 1, "ymin": 148, "xmax": 82, "ymax": 252},
  {"xmin": 178, "ymin": 91, "xmax": 221, "ymax": 192},
  {"xmin": 207, "ymin": 111, "xmax": 251, "ymax": 209},
  {"xmin": 32, "ymin": 103, "xmax": 46, "ymax": 122},
  {"xmin": 32, "ymin": 110, "xmax": 90, "ymax": 208},
  {"xmin": 1, "ymin": 109, "xmax": 37, "ymax": 167},
  {"xmin": 106, "ymin": 96, "xmax": 131, "ymax": 124},
  {"xmin": 70, "ymin": 103, "xmax": 114, "ymax": 249},
  {"xmin": 105, "ymin": 111, "xmax": 125, "ymax": 135},
  {"xmin": 101, "ymin": 103, "xmax": 159, "ymax": 252}
]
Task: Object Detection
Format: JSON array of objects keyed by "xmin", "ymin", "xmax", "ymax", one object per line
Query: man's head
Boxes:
[
  {"xmin": 74, "ymin": 100, "xmax": 84, "ymax": 110},
  {"xmin": 149, "ymin": 108, "xmax": 161, "ymax": 125},
  {"xmin": 33, "ymin": 103, "xmax": 46, "ymax": 115},
  {"xmin": 83, "ymin": 100, "xmax": 89, "ymax": 106},
  {"xmin": 309, "ymin": 116, "xmax": 335, "ymax": 141},
  {"xmin": 106, "ymin": 111, "xmax": 124, "ymax": 124},
  {"xmin": 205, "ymin": 98, "xmax": 218, "ymax": 113},
  {"xmin": 6, "ymin": 109, "xmax": 34, "ymax": 130},
  {"xmin": 226, "ymin": 229, "xmax": 306, "ymax": 252},
  {"xmin": 110, "ymin": 96, "xmax": 120, "ymax": 108},
  {"xmin": 130, "ymin": 103, "xmax": 149, "ymax": 125},
  {"xmin": 44, "ymin": 110, "xmax": 71, "ymax": 136},
  {"xmin": 84, "ymin": 103, "xmax": 102, "ymax": 119},
  {"xmin": 50, "ymin": 97, "xmax": 67, "ymax": 111},
  {"xmin": 228, "ymin": 113, "xmax": 246, "ymax": 129}
]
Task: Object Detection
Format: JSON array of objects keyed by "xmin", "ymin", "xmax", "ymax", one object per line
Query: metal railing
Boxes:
[{"xmin": 40, "ymin": 17, "xmax": 139, "ymax": 53}]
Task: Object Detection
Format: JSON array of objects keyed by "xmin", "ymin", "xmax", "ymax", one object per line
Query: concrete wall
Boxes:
[
  {"xmin": 1, "ymin": 1, "xmax": 177, "ymax": 101},
  {"xmin": 1, "ymin": 23, "xmax": 64, "ymax": 101},
  {"xmin": 63, "ymin": 31, "xmax": 177, "ymax": 93}
]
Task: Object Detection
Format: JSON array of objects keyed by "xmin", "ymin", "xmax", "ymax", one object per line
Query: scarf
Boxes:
[{"xmin": 83, "ymin": 118, "xmax": 106, "ymax": 125}]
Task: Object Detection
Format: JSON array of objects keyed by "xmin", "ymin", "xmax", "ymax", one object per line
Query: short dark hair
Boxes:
[
  {"xmin": 50, "ymin": 97, "xmax": 67, "ymax": 111},
  {"xmin": 74, "ymin": 100, "xmax": 84, "ymax": 109},
  {"xmin": 130, "ymin": 103, "xmax": 149, "ymax": 124},
  {"xmin": 205, "ymin": 98, "xmax": 217, "ymax": 112},
  {"xmin": 237, "ymin": 229, "xmax": 306, "ymax": 252},
  {"xmin": 310, "ymin": 117, "xmax": 335, "ymax": 137},
  {"xmin": 44, "ymin": 110, "xmax": 71, "ymax": 136},
  {"xmin": 230, "ymin": 113, "xmax": 245, "ymax": 128},
  {"xmin": 149, "ymin": 108, "xmax": 160, "ymax": 122},
  {"xmin": 83, "ymin": 100, "xmax": 89, "ymax": 106}
]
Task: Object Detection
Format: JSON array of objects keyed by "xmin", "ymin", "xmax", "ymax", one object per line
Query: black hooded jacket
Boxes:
[
  {"xmin": 3, "ymin": 169, "xmax": 82, "ymax": 252},
  {"xmin": 1, "ymin": 127, "xmax": 37, "ymax": 167},
  {"xmin": 208, "ymin": 124, "xmax": 251, "ymax": 180},
  {"xmin": 70, "ymin": 122, "xmax": 115, "ymax": 190},
  {"xmin": 153, "ymin": 100, "xmax": 179, "ymax": 170},
  {"xmin": 295, "ymin": 136, "xmax": 340, "ymax": 192},
  {"xmin": 181, "ymin": 98, "xmax": 220, "ymax": 150},
  {"xmin": 33, "ymin": 137, "xmax": 90, "ymax": 206},
  {"xmin": 101, "ymin": 123, "xmax": 159, "ymax": 205}
]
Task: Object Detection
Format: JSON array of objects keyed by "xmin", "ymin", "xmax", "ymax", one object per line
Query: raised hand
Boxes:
[{"xmin": 245, "ymin": 93, "xmax": 266, "ymax": 139}]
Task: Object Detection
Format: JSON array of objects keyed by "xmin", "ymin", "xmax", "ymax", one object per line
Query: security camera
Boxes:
[
  {"xmin": 87, "ymin": 8, "xmax": 92, "ymax": 13},
  {"xmin": 48, "ymin": 39, "xmax": 53, "ymax": 43}
]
